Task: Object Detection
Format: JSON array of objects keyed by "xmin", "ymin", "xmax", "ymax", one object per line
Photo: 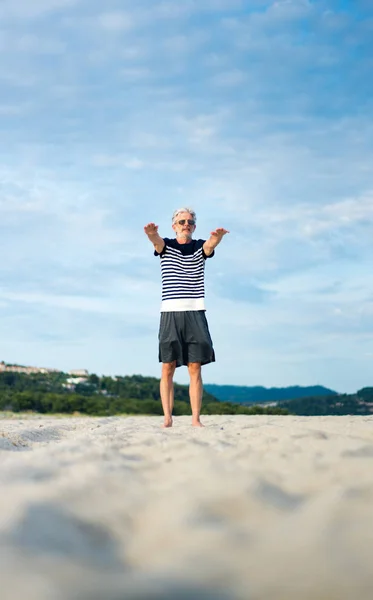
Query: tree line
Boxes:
[
  {"xmin": 279, "ymin": 388, "xmax": 373, "ymax": 415},
  {"xmin": 2, "ymin": 371, "xmax": 370, "ymax": 416},
  {"xmin": 0, "ymin": 372, "xmax": 289, "ymax": 416}
]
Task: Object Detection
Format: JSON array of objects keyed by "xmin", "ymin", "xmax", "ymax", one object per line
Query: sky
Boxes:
[{"xmin": 1, "ymin": 0, "xmax": 372, "ymax": 394}]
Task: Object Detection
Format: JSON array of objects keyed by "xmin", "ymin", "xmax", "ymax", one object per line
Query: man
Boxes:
[{"xmin": 144, "ymin": 208, "xmax": 229, "ymax": 427}]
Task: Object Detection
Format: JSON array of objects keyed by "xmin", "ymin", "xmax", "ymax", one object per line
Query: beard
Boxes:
[{"xmin": 177, "ymin": 231, "xmax": 193, "ymax": 241}]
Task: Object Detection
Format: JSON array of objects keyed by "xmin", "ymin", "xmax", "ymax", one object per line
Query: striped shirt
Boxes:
[{"xmin": 154, "ymin": 238, "xmax": 214, "ymax": 312}]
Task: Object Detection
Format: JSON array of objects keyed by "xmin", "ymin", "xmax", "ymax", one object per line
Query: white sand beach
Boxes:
[{"xmin": 1, "ymin": 414, "xmax": 373, "ymax": 599}]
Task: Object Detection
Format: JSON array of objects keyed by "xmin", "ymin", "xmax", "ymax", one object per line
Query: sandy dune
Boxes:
[{"xmin": 1, "ymin": 414, "xmax": 373, "ymax": 599}]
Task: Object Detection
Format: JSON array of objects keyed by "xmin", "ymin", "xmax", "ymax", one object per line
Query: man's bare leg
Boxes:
[
  {"xmin": 160, "ymin": 361, "xmax": 176, "ymax": 427},
  {"xmin": 187, "ymin": 362, "xmax": 204, "ymax": 427}
]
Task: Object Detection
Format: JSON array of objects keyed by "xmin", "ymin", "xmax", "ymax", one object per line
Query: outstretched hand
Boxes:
[
  {"xmin": 210, "ymin": 227, "xmax": 229, "ymax": 239},
  {"xmin": 203, "ymin": 227, "xmax": 229, "ymax": 255},
  {"xmin": 144, "ymin": 222, "xmax": 159, "ymax": 236}
]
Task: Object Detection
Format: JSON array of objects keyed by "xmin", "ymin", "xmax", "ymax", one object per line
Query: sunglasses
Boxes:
[{"xmin": 176, "ymin": 219, "xmax": 195, "ymax": 226}]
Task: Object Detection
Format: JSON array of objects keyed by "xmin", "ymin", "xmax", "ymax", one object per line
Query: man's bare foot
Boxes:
[
  {"xmin": 192, "ymin": 420, "xmax": 204, "ymax": 427},
  {"xmin": 162, "ymin": 417, "xmax": 173, "ymax": 428}
]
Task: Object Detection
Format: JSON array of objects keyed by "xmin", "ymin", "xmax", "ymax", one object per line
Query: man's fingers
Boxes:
[
  {"xmin": 211, "ymin": 228, "xmax": 229, "ymax": 235},
  {"xmin": 144, "ymin": 222, "xmax": 158, "ymax": 232}
]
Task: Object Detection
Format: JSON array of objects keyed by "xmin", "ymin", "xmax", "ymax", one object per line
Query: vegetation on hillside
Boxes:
[
  {"xmin": 204, "ymin": 384, "xmax": 337, "ymax": 404},
  {"xmin": 279, "ymin": 388, "xmax": 373, "ymax": 415},
  {"xmin": 0, "ymin": 372, "xmax": 289, "ymax": 417},
  {"xmin": 1, "ymin": 371, "xmax": 370, "ymax": 417}
]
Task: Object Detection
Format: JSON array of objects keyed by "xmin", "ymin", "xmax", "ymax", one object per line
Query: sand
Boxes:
[{"xmin": 1, "ymin": 413, "xmax": 373, "ymax": 599}]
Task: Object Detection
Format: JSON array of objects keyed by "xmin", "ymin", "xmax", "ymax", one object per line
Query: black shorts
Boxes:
[{"xmin": 158, "ymin": 311, "xmax": 215, "ymax": 367}]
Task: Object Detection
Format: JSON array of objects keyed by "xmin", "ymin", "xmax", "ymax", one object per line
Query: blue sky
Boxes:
[{"xmin": 1, "ymin": 0, "xmax": 372, "ymax": 393}]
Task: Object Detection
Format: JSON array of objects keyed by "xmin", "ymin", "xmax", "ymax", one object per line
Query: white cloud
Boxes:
[
  {"xmin": 0, "ymin": 69, "xmax": 38, "ymax": 87},
  {"xmin": 151, "ymin": 1, "xmax": 197, "ymax": 19},
  {"xmin": 97, "ymin": 11, "xmax": 133, "ymax": 32},
  {"xmin": 161, "ymin": 31, "xmax": 210, "ymax": 55},
  {"xmin": 120, "ymin": 46, "xmax": 147, "ymax": 60},
  {"xmin": 0, "ymin": 279, "xmax": 159, "ymax": 316},
  {"xmin": 244, "ymin": 193, "xmax": 373, "ymax": 240},
  {"xmin": 0, "ymin": 0, "xmax": 80, "ymax": 19},
  {"xmin": 0, "ymin": 103, "xmax": 31, "ymax": 115},
  {"xmin": 150, "ymin": 0, "xmax": 244, "ymax": 20},
  {"xmin": 92, "ymin": 154, "xmax": 144, "ymax": 169},
  {"xmin": 321, "ymin": 196, "xmax": 373, "ymax": 223},
  {"xmin": 211, "ymin": 69, "xmax": 246, "ymax": 86},
  {"xmin": 203, "ymin": 52, "xmax": 229, "ymax": 68},
  {"xmin": 174, "ymin": 113, "xmax": 221, "ymax": 146},
  {"xmin": 123, "ymin": 157, "xmax": 144, "ymax": 170},
  {"xmin": 268, "ymin": 0, "xmax": 313, "ymax": 21},
  {"xmin": 121, "ymin": 67, "xmax": 150, "ymax": 81},
  {"xmin": 0, "ymin": 33, "xmax": 66, "ymax": 54}
]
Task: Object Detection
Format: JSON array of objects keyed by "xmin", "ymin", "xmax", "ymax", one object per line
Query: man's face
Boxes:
[{"xmin": 172, "ymin": 212, "xmax": 196, "ymax": 240}]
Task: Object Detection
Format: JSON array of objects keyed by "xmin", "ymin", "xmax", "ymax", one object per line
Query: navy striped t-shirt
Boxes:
[{"xmin": 154, "ymin": 238, "xmax": 214, "ymax": 312}]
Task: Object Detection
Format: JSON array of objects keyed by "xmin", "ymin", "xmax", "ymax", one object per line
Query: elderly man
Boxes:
[{"xmin": 144, "ymin": 208, "xmax": 229, "ymax": 427}]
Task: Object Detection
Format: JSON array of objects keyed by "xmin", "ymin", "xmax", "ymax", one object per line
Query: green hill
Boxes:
[
  {"xmin": 204, "ymin": 384, "xmax": 337, "ymax": 404},
  {"xmin": 3, "ymin": 369, "xmax": 369, "ymax": 417},
  {"xmin": 0, "ymin": 371, "xmax": 289, "ymax": 417},
  {"xmin": 278, "ymin": 388, "xmax": 373, "ymax": 416}
]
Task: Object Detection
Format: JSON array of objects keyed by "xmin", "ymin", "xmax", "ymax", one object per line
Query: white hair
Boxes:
[{"xmin": 172, "ymin": 207, "xmax": 197, "ymax": 224}]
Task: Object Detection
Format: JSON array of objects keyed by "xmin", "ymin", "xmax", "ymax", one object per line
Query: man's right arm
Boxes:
[{"xmin": 144, "ymin": 222, "xmax": 165, "ymax": 254}]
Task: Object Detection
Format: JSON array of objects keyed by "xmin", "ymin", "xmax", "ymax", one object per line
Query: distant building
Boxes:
[
  {"xmin": 0, "ymin": 361, "xmax": 89, "ymax": 377},
  {"xmin": 65, "ymin": 377, "xmax": 89, "ymax": 385},
  {"xmin": 68, "ymin": 369, "xmax": 89, "ymax": 377},
  {"xmin": 0, "ymin": 361, "xmax": 59, "ymax": 375}
]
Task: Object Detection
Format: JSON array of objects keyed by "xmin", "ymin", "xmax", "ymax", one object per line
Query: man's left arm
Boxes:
[{"xmin": 203, "ymin": 228, "xmax": 230, "ymax": 257}]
